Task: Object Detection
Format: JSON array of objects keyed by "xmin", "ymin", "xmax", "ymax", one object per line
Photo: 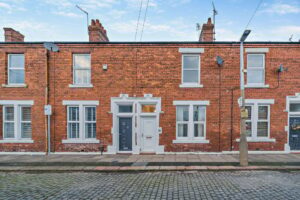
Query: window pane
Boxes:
[
  {"xmin": 248, "ymin": 54, "xmax": 264, "ymax": 68},
  {"xmin": 193, "ymin": 106, "xmax": 205, "ymax": 121},
  {"xmin": 68, "ymin": 123, "xmax": 79, "ymax": 138},
  {"xmin": 183, "ymin": 56, "xmax": 199, "ymax": 69},
  {"xmin": 257, "ymin": 122, "xmax": 268, "ymax": 137},
  {"xmin": 245, "ymin": 106, "xmax": 252, "ymax": 120},
  {"xmin": 9, "ymin": 54, "xmax": 24, "ymax": 69},
  {"xmin": 85, "ymin": 123, "xmax": 96, "ymax": 138},
  {"xmin": 85, "ymin": 107, "xmax": 96, "ymax": 121},
  {"xmin": 258, "ymin": 106, "xmax": 268, "ymax": 120},
  {"xmin": 74, "ymin": 54, "xmax": 91, "ymax": 69},
  {"xmin": 194, "ymin": 124, "xmax": 204, "ymax": 137},
  {"xmin": 246, "ymin": 122, "xmax": 252, "ymax": 137},
  {"xmin": 74, "ymin": 69, "xmax": 90, "ymax": 84},
  {"xmin": 21, "ymin": 123, "xmax": 32, "ymax": 138},
  {"xmin": 5, "ymin": 107, "xmax": 14, "ymax": 121},
  {"xmin": 21, "ymin": 107, "xmax": 31, "ymax": 121},
  {"xmin": 176, "ymin": 106, "xmax": 189, "ymax": 121},
  {"xmin": 4, "ymin": 122, "xmax": 14, "ymax": 138},
  {"xmin": 69, "ymin": 107, "xmax": 79, "ymax": 121},
  {"xmin": 247, "ymin": 69, "xmax": 264, "ymax": 84},
  {"xmin": 290, "ymin": 103, "xmax": 300, "ymax": 112},
  {"xmin": 9, "ymin": 69, "xmax": 25, "ymax": 84},
  {"xmin": 183, "ymin": 70, "xmax": 198, "ymax": 83},
  {"xmin": 119, "ymin": 105, "xmax": 133, "ymax": 113},
  {"xmin": 142, "ymin": 105, "xmax": 156, "ymax": 113},
  {"xmin": 178, "ymin": 124, "xmax": 188, "ymax": 137}
]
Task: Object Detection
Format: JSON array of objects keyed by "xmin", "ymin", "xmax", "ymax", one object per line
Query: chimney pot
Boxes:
[
  {"xmin": 199, "ymin": 18, "xmax": 214, "ymax": 42},
  {"xmin": 3, "ymin": 28, "xmax": 25, "ymax": 42},
  {"xmin": 88, "ymin": 19, "xmax": 109, "ymax": 42}
]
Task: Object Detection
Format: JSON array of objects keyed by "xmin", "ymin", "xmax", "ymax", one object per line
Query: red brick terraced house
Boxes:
[{"xmin": 1, "ymin": 18, "xmax": 300, "ymax": 154}]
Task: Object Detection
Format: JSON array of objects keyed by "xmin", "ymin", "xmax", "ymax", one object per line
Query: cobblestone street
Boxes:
[{"xmin": 0, "ymin": 171, "xmax": 300, "ymax": 200}]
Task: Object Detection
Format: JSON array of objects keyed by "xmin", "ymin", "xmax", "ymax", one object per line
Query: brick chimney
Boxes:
[
  {"xmin": 88, "ymin": 19, "xmax": 109, "ymax": 42},
  {"xmin": 199, "ymin": 18, "xmax": 214, "ymax": 42},
  {"xmin": 4, "ymin": 28, "xmax": 24, "ymax": 42}
]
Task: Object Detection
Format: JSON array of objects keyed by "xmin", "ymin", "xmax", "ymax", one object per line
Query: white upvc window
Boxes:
[
  {"xmin": 8, "ymin": 54, "xmax": 25, "ymax": 85},
  {"xmin": 178, "ymin": 48, "xmax": 204, "ymax": 88},
  {"xmin": 173, "ymin": 101, "xmax": 209, "ymax": 144},
  {"xmin": 0, "ymin": 100, "xmax": 34, "ymax": 143},
  {"xmin": 246, "ymin": 54, "xmax": 265, "ymax": 87},
  {"xmin": 62, "ymin": 100, "xmax": 99, "ymax": 143},
  {"xmin": 239, "ymin": 99, "xmax": 275, "ymax": 142},
  {"xmin": 73, "ymin": 54, "xmax": 91, "ymax": 86}
]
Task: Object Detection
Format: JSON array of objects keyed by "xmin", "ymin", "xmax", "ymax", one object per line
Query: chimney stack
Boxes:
[
  {"xmin": 88, "ymin": 19, "xmax": 109, "ymax": 42},
  {"xmin": 4, "ymin": 28, "xmax": 24, "ymax": 42},
  {"xmin": 199, "ymin": 18, "xmax": 214, "ymax": 42}
]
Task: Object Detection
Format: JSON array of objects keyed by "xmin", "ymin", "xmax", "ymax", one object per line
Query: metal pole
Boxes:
[
  {"xmin": 239, "ymin": 41, "xmax": 248, "ymax": 166},
  {"xmin": 47, "ymin": 115, "xmax": 51, "ymax": 154}
]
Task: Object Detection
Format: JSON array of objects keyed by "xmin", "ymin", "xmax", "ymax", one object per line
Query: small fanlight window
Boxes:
[
  {"xmin": 119, "ymin": 105, "xmax": 133, "ymax": 113},
  {"xmin": 142, "ymin": 104, "xmax": 156, "ymax": 113},
  {"xmin": 290, "ymin": 103, "xmax": 300, "ymax": 112}
]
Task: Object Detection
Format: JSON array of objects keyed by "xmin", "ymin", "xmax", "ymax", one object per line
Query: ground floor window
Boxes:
[
  {"xmin": 0, "ymin": 100, "xmax": 34, "ymax": 143},
  {"xmin": 173, "ymin": 101, "xmax": 209, "ymax": 143},
  {"xmin": 62, "ymin": 100, "xmax": 99, "ymax": 143},
  {"xmin": 244, "ymin": 99, "xmax": 274, "ymax": 141}
]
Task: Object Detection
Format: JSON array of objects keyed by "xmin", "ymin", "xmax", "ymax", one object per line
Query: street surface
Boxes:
[{"xmin": 0, "ymin": 171, "xmax": 299, "ymax": 199}]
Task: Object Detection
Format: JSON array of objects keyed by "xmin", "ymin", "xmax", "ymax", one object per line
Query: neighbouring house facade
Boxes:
[{"xmin": 1, "ymin": 18, "xmax": 300, "ymax": 154}]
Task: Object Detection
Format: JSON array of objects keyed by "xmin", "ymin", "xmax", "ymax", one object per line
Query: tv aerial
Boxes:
[{"xmin": 43, "ymin": 42, "xmax": 59, "ymax": 52}]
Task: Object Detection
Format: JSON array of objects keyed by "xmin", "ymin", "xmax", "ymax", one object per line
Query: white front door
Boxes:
[{"xmin": 141, "ymin": 116, "xmax": 157, "ymax": 152}]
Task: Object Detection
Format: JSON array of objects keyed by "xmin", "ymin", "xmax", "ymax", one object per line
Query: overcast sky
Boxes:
[{"xmin": 0, "ymin": 0, "xmax": 300, "ymax": 42}]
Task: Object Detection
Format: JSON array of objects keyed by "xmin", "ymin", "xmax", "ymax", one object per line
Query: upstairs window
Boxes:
[
  {"xmin": 182, "ymin": 55, "xmax": 200, "ymax": 85},
  {"xmin": 73, "ymin": 54, "xmax": 91, "ymax": 85},
  {"xmin": 247, "ymin": 54, "xmax": 265, "ymax": 86},
  {"xmin": 8, "ymin": 54, "xmax": 25, "ymax": 85}
]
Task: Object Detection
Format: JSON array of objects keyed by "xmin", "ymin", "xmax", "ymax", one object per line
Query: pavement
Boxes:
[
  {"xmin": 1, "ymin": 153, "xmax": 300, "ymax": 172},
  {"xmin": 1, "ymin": 171, "xmax": 300, "ymax": 199}
]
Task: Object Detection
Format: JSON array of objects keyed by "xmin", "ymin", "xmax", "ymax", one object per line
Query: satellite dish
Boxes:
[
  {"xmin": 216, "ymin": 56, "xmax": 224, "ymax": 66},
  {"xmin": 43, "ymin": 42, "xmax": 59, "ymax": 52}
]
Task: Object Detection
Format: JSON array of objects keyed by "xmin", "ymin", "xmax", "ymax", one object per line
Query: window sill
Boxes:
[
  {"xmin": 179, "ymin": 84, "xmax": 203, "ymax": 88},
  {"xmin": 69, "ymin": 84, "xmax": 93, "ymax": 88},
  {"xmin": 62, "ymin": 139, "xmax": 100, "ymax": 144},
  {"xmin": 173, "ymin": 139, "xmax": 209, "ymax": 144},
  {"xmin": 245, "ymin": 84, "xmax": 269, "ymax": 88},
  {"xmin": 236, "ymin": 138, "xmax": 276, "ymax": 142},
  {"xmin": 0, "ymin": 139, "xmax": 34, "ymax": 143},
  {"xmin": 2, "ymin": 84, "xmax": 27, "ymax": 88}
]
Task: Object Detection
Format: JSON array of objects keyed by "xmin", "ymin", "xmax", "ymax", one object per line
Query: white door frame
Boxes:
[
  {"xmin": 286, "ymin": 93, "xmax": 300, "ymax": 152},
  {"xmin": 107, "ymin": 94, "xmax": 164, "ymax": 154}
]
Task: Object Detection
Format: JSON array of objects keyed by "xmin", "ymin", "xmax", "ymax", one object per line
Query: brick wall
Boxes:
[{"xmin": 0, "ymin": 42, "xmax": 300, "ymax": 153}]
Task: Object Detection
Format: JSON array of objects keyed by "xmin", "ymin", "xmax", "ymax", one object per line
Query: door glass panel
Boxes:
[
  {"xmin": 119, "ymin": 105, "xmax": 133, "ymax": 113},
  {"xmin": 142, "ymin": 105, "xmax": 156, "ymax": 113},
  {"xmin": 290, "ymin": 103, "xmax": 300, "ymax": 112}
]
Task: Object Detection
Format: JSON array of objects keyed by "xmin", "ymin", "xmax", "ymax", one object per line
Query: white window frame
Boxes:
[
  {"xmin": 246, "ymin": 53, "xmax": 268, "ymax": 88},
  {"xmin": 70, "ymin": 54, "xmax": 92, "ymax": 87},
  {"xmin": 237, "ymin": 99, "xmax": 275, "ymax": 143},
  {"xmin": 84, "ymin": 106, "xmax": 97, "ymax": 139},
  {"xmin": 62, "ymin": 100, "xmax": 99, "ymax": 143},
  {"xmin": 8, "ymin": 54, "xmax": 25, "ymax": 86},
  {"xmin": 173, "ymin": 101, "xmax": 209, "ymax": 144},
  {"xmin": 0, "ymin": 100, "xmax": 34, "ymax": 143},
  {"xmin": 178, "ymin": 48, "xmax": 204, "ymax": 88}
]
